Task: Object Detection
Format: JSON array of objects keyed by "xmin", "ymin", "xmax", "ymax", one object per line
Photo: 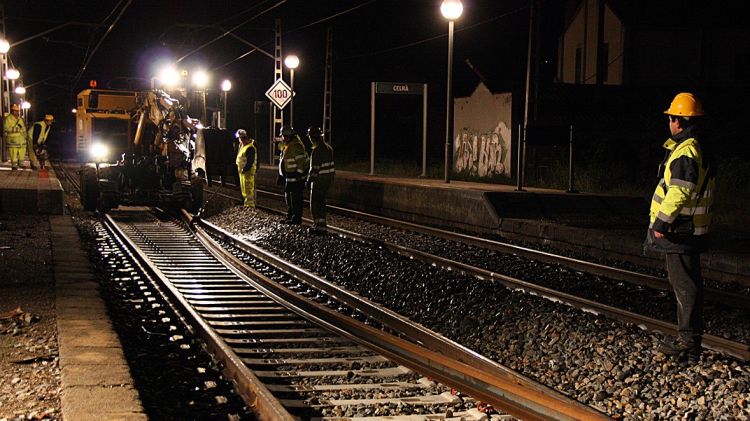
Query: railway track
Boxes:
[
  {"xmin": 199, "ymin": 182, "xmax": 750, "ymax": 360},
  {"xmin": 98, "ymin": 208, "xmax": 607, "ymax": 420},
  {"xmin": 56, "ymin": 164, "xmax": 750, "ymax": 360}
]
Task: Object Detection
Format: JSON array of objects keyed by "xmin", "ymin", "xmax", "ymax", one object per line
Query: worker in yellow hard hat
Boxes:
[
  {"xmin": 3, "ymin": 104, "xmax": 28, "ymax": 170},
  {"xmin": 234, "ymin": 129, "xmax": 257, "ymax": 207},
  {"xmin": 28, "ymin": 114, "xmax": 55, "ymax": 170},
  {"xmin": 646, "ymin": 92, "xmax": 715, "ymax": 364}
]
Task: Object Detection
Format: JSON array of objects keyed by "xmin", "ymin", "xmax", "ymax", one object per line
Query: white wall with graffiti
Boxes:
[{"xmin": 453, "ymin": 82, "xmax": 512, "ymax": 178}]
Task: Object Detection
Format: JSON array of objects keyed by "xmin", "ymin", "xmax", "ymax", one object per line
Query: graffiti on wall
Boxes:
[{"xmin": 454, "ymin": 121, "xmax": 511, "ymax": 177}]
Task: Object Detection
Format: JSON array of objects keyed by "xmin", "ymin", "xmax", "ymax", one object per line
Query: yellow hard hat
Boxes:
[
  {"xmin": 664, "ymin": 93, "xmax": 704, "ymax": 117},
  {"xmin": 44, "ymin": 114, "xmax": 54, "ymax": 122},
  {"xmin": 11, "ymin": 103, "xmax": 20, "ymax": 111}
]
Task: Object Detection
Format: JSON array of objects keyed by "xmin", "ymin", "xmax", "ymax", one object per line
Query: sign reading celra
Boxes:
[{"xmin": 375, "ymin": 82, "xmax": 424, "ymax": 95}]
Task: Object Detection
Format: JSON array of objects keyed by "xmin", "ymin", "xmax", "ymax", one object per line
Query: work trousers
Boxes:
[
  {"xmin": 26, "ymin": 137, "xmax": 39, "ymax": 167},
  {"xmin": 666, "ymin": 252, "xmax": 704, "ymax": 343},
  {"xmin": 35, "ymin": 145, "xmax": 49, "ymax": 169},
  {"xmin": 7, "ymin": 146, "xmax": 26, "ymax": 168},
  {"xmin": 238, "ymin": 170, "xmax": 255, "ymax": 207},
  {"xmin": 284, "ymin": 181, "xmax": 304, "ymax": 223},
  {"xmin": 310, "ymin": 177, "xmax": 332, "ymax": 231}
]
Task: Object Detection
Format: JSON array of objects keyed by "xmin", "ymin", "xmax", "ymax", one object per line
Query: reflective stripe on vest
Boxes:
[{"xmin": 649, "ymin": 136, "xmax": 714, "ymax": 235}]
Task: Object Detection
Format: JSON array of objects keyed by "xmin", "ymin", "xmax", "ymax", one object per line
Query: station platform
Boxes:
[
  {"xmin": 0, "ymin": 161, "xmax": 145, "ymax": 419},
  {"xmin": 255, "ymin": 165, "xmax": 749, "ymax": 286},
  {"xmin": 0, "ymin": 162, "xmax": 64, "ymax": 214}
]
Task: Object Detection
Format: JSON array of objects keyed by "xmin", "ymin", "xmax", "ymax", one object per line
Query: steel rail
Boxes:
[
  {"xmin": 102, "ymin": 213, "xmax": 295, "ymax": 421},
  {"xmin": 250, "ymin": 187, "xmax": 750, "ymax": 311},
  {"xmin": 186, "ymin": 212, "xmax": 611, "ymax": 421},
  {"xmin": 200, "ymin": 193, "xmax": 750, "ymax": 361}
]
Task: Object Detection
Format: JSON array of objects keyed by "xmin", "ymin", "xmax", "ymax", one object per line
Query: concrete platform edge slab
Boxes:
[{"xmin": 51, "ymin": 215, "xmax": 146, "ymax": 420}]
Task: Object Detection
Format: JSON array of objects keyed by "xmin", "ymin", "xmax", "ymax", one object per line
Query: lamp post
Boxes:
[
  {"xmin": 0, "ymin": 38, "xmax": 8, "ymax": 162},
  {"xmin": 15, "ymin": 86, "xmax": 26, "ymax": 122},
  {"xmin": 221, "ymin": 79, "xmax": 231, "ymax": 129},
  {"xmin": 284, "ymin": 54, "xmax": 299, "ymax": 128},
  {"xmin": 6, "ymin": 69, "xmax": 20, "ymax": 120},
  {"xmin": 192, "ymin": 70, "xmax": 209, "ymax": 123},
  {"xmin": 0, "ymin": 38, "xmax": 9, "ymax": 117},
  {"xmin": 441, "ymin": 0, "xmax": 462, "ymax": 183},
  {"xmin": 21, "ymin": 100, "xmax": 30, "ymax": 123}
]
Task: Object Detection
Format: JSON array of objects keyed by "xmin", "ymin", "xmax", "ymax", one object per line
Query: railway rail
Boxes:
[
  {"xmin": 94, "ymin": 206, "xmax": 608, "ymax": 420},
  {"xmin": 197, "ymin": 181, "xmax": 750, "ymax": 360}
]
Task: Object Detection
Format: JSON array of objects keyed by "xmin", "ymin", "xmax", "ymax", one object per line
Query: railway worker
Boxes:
[
  {"xmin": 306, "ymin": 126, "xmax": 335, "ymax": 235},
  {"xmin": 647, "ymin": 92, "xmax": 715, "ymax": 363},
  {"xmin": 235, "ymin": 129, "xmax": 257, "ymax": 207},
  {"xmin": 28, "ymin": 114, "xmax": 54, "ymax": 171},
  {"xmin": 278, "ymin": 126, "xmax": 308, "ymax": 225},
  {"xmin": 3, "ymin": 104, "xmax": 28, "ymax": 171}
]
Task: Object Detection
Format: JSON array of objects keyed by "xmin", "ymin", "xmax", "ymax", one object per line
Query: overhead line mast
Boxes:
[{"xmin": 323, "ymin": 27, "xmax": 333, "ymax": 143}]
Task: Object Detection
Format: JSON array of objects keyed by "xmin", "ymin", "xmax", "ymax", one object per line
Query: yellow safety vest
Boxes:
[
  {"xmin": 649, "ymin": 136, "xmax": 714, "ymax": 236},
  {"xmin": 28, "ymin": 121, "xmax": 51, "ymax": 145},
  {"xmin": 236, "ymin": 141, "xmax": 257, "ymax": 174},
  {"xmin": 3, "ymin": 114, "xmax": 27, "ymax": 147}
]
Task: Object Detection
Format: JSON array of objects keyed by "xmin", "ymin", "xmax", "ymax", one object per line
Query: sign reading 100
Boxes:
[{"xmin": 265, "ymin": 79, "xmax": 294, "ymax": 109}]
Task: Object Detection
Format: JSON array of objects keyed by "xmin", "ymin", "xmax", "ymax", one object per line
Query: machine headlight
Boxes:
[{"xmin": 90, "ymin": 143, "xmax": 110, "ymax": 162}]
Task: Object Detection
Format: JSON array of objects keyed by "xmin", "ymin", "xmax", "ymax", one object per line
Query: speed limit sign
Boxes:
[{"xmin": 265, "ymin": 79, "xmax": 293, "ymax": 109}]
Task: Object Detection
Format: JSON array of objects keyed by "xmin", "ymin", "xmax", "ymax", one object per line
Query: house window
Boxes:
[
  {"xmin": 575, "ymin": 47, "xmax": 583, "ymax": 84},
  {"xmin": 600, "ymin": 42, "xmax": 609, "ymax": 82}
]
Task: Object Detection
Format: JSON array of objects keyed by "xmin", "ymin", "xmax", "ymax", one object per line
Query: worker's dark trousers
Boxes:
[
  {"xmin": 284, "ymin": 181, "xmax": 304, "ymax": 222},
  {"xmin": 310, "ymin": 177, "xmax": 332, "ymax": 231},
  {"xmin": 666, "ymin": 252, "xmax": 704, "ymax": 344}
]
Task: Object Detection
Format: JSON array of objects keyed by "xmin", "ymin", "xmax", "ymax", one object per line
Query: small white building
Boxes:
[{"xmin": 453, "ymin": 81, "xmax": 513, "ymax": 178}]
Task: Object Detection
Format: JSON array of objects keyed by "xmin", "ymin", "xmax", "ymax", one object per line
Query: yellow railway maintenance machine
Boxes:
[{"xmin": 76, "ymin": 88, "xmax": 206, "ymax": 213}]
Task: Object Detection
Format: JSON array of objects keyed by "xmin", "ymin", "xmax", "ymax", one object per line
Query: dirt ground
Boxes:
[{"xmin": 0, "ymin": 214, "xmax": 60, "ymax": 421}]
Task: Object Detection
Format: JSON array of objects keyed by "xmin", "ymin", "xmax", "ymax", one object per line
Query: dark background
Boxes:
[{"xmin": 3, "ymin": 0, "xmax": 749, "ymax": 199}]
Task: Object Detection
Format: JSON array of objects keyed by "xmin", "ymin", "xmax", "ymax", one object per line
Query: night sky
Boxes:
[{"xmin": 3, "ymin": 0, "xmax": 748, "ymax": 165}]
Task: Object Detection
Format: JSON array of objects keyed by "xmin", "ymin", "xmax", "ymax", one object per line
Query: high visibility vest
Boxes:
[
  {"xmin": 309, "ymin": 141, "xmax": 335, "ymax": 181},
  {"xmin": 28, "ymin": 121, "xmax": 51, "ymax": 146},
  {"xmin": 649, "ymin": 136, "xmax": 714, "ymax": 236},
  {"xmin": 3, "ymin": 114, "xmax": 27, "ymax": 146},
  {"xmin": 236, "ymin": 141, "xmax": 257, "ymax": 174},
  {"xmin": 279, "ymin": 138, "xmax": 309, "ymax": 182}
]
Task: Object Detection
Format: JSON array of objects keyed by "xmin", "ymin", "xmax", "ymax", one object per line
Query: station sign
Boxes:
[
  {"xmin": 375, "ymin": 82, "xmax": 424, "ymax": 95},
  {"xmin": 265, "ymin": 79, "xmax": 293, "ymax": 109}
]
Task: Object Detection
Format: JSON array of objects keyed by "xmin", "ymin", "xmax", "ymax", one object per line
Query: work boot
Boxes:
[
  {"xmin": 657, "ymin": 336, "xmax": 701, "ymax": 363},
  {"xmin": 308, "ymin": 227, "xmax": 326, "ymax": 236},
  {"xmin": 11, "ymin": 166, "xmax": 17, "ymax": 171}
]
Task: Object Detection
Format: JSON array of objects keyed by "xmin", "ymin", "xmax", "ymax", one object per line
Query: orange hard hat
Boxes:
[
  {"xmin": 11, "ymin": 103, "xmax": 20, "ymax": 111},
  {"xmin": 664, "ymin": 93, "xmax": 704, "ymax": 117},
  {"xmin": 44, "ymin": 114, "xmax": 54, "ymax": 122}
]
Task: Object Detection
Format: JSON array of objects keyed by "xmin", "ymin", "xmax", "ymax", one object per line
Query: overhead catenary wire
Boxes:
[
  {"xmin": 70, "ymin": 0, "xmax": 132, "ymax": 92},
  {"xmin": 212, "ymin": 0, "xmax": 377, "ymax": 71},
  {"xmin": 342, "ymin": 6, "xmax": 526, "ymax": 61},
  {"xmin": 175, "ymin": 0, "xmax": 287, "ymax": 64}
]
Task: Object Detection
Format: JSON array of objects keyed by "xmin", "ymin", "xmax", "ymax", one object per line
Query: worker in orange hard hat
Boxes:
[
  {"xmin": 3, "ymin": 104, "xmax": 28, "ymax": 170},
  {"xmin": 28, "ymin": 114, "xmax": 55, "ymax": 170},
  {"xmin": 647, "ymin": 92, "xmax": 715, "ymax": 364}
]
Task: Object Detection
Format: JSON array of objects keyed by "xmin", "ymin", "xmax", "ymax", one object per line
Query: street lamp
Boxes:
[
  {"xmin": 284, "ymin": 54, "xmax": 299, "ymax": 127},
  {"xmin": 21, "ymin": 100, "xmax": 30, "ymax": 121},
  {"xmin": 441, "ymin": 0, "xmax": 462, "ymax": 183},
  {"xmin": 15, "ymin": 86, "xmax": 25, "ymax": 95},
  {"xmin": 221, "ymin": 79, "xmax": 231, "ymax": 129},
  {"xmin": 6, "ymin": 68, "xmax": 20, "ymax": 80},
  {"xmin": 192, "ymin": 70, "xmax": 209, "ymax": 123}
]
